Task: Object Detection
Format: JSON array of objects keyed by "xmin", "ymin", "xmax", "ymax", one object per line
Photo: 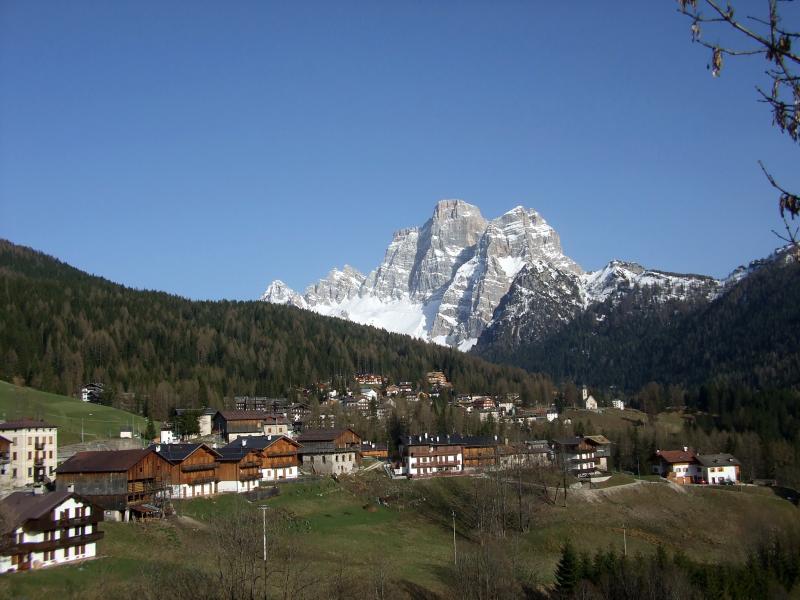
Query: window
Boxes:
[
  {"xmin": 48, "ymin": 436, "xmax": 53, "ymax": 444},
  {"xmin": 27, "ymin": 467, "xmax": 31, "ymax": 477},
  {"xmin": 12, "ymin": 452, "xmax": 16, "ymax": 461},
  {"xmin": 49, "ymin": 451, "xmax": 52, "ymax": 459},
  {"xmin": 27, "ymin": 452, "xmax": 31, "ymax": 460}
]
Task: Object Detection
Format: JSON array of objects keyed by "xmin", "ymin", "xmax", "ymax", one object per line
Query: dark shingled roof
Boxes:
[
  {"xmin": 150, "ymin": 443, "xmax": 220, "ymax": 463},
  {"xmin": 216, "ymin": 446, "xmax": 260, "ymax": 461},
  {"xmin": 297, "ymin": 428, "xmax": 356, "ymax": 443},
  {"xmin": 56, "ymin": 448, "xmax": 153, "ymax": 473},
  {"xmin": 215, "ymin": 411, "xmax": 287, "ymax": 423},
  {"xmin": 0, "ymin": 490, "xmax": 73, "ymax": 532},
  {"xmin": 696, "ymin": 453, "xmax": 741, "ymax": 467},
  {"xmin": 223, "ymin": 435, "xmax": 300, "ymax": 451},
  {"xmin": 0, "ymin": 419, "xmax": 56, "ymax": 431}
]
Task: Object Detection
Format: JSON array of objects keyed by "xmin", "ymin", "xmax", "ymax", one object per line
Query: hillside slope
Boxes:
[
  {"xmin": 0, "ymin": 380, "xmax": 149, "ymax": 445},
  {"xmin": 0, "ymin": 240, "xmax": 551, "ymax": 418},
  {"xmin": 474, "ymin": 250, "xmax": 800, "ymax": 390}
]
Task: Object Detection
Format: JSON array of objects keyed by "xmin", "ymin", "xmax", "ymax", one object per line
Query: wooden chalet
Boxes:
[
  {"xmin": 461, "ymin": 436, "xmax": 500, "ymax": 470},
  {"xmin": 553, "ymin": 437, "xmax": 598, "ymax": 477},
  {"xmin": 0, "ymin": 490, "xmax": 104, "ymax": 573},
  {"xmin": 213, "ymin": 411, "xmax": 289, "ymax": 442},
  {"xmin": 360, "ymin": 441, "xmax": 389, "ymax": 460},
  {"xmin": 223, "ymin": 435, "xmax": 301, "ymax": 481},
  {"xmin": 55, "ymin": 449, "xmax": 171, "ymax": 521},
  {"xmin": 151, "ymin": 443, "xmax": 221, "ymax": 498},
  {"xmin": 216, "ymin": 446, "xmax": 263, "ymax": 493}
]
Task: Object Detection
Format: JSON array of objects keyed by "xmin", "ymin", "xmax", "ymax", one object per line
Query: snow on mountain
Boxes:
[
  {"xmin": 260, "ymin": 280, "xmax": 307, "ymax": 309},
  {"xmin": 260, "ymin": 199, "xmax": 764, "ymax": 351}
]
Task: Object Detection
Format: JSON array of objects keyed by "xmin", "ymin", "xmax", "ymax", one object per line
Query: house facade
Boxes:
[
  {"xmin": 213, "ymin": 411, "xmax": 288, "ymax": 442},
  {"xmin": 696, "ymin": 453, "xmax": 741, "ymax": 484},
  {"xmin": 224, "ymin": 436, "xmax": 301, "ymax": 481},
  {"xmin": 0, "ymin": 490, "xmax": 104, "ymax": 573},
  {"xmin": 0, "ymin": 420, "xmax": 58, "ymax": 488},
  {"xmin": 651, "ymin": 448, "xmax": 701, "ymax": 484},
  {"xmin": 152, "ymin": 444, "xmax": 221, "ymax": 498},
  {"xmin": 297, "ymin": 429, "xmax": 361, "ymax": 475},
  {"xmin": 216, "ymin": 447, "xmax": 263, "ymax": 493},
  {"xmin": 55, "ymin": 448, "xmax": 172, "ymax": 521},
  {"xmin": 553, "ymin": 437, "xmax": 598, "ymax": 477},
  {"xmin": 398, "ymin": 434, "xmax": 463, "ymax": 478}
]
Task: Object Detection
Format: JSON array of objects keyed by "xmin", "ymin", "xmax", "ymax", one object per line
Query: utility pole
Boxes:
[
  {"xmin": 623, "ymin": 523, "xmax": 627, "ymax": 557},
  {"xmin": 259, "ymin": 505, "xmax": 269, "ymax": 600},
  {"xmin": 452, "ymin": 509, "xmax": 457, "ymax": 565}
]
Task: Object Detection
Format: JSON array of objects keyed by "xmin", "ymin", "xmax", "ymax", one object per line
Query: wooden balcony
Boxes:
[
  {"xmin": 239, "ymin": 460, "xmax": 261, "ymax": 469},
  {"xmin": 7, "ymin": 530, "xmax": 104, "ymax": 554},
  {"xmin": 181, "ymin": 462, "xmax": 217, "ymax": 473},
  {"xmin": 189, "ymin": 475, "xmax": 217, "ymax": 486},
  {"xmin": 239, "ymin": 472, "xmax": 262, "ymax": 482}
]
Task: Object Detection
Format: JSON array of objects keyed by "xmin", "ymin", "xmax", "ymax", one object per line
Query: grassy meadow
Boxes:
[
  {"xmin": 0, "ymin": 380, "xmax": 149, "ymax": 445},
  {"xmin": 1, "ymin": 471, "xmax": 797, "ymax": 599}
]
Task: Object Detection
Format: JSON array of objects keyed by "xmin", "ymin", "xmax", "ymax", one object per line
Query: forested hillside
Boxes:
[
  {"xmin": 475, "ymin": 252, "xmax": 800, "ymax": 390},
  {"xmin": 0, "ymin": 240, "xmax": 552, "ymax": 419}
]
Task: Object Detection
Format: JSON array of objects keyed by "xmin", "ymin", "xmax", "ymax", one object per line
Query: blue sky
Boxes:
[{"xmin": 1, "ymin": 1, "xmax": 797, "ymax": 300}]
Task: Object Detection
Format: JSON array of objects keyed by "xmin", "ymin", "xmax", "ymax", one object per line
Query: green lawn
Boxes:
[
  {"xmin": 1, "ymin": 464, "xmax": 798, "ymax": 598},
  {"xmin": 0, "ymin": 380, "xmax": 150, "ymax": 445}
]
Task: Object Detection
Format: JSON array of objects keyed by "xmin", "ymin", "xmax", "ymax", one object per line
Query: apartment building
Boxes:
[{"xmin": 0, "ymin": 420, "xmax": 58, "ymax": 488}]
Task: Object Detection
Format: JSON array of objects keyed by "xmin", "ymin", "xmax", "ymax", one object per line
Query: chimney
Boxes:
[
  {"xmin": 67, "ymin": 484, "xmax": 75, "ymax": 493},
  {"xmin": 242, "ymin": 439, "xmax": 247, "ymax": 447},
  {"xmin": 683, "ymin": 446, "xmax": 688, "ymax": 452},
  {"xmin": 156, "ymin": 444, "xmax": 161, "ymax": 452},
  {"xmin": 33, "ymin": 485, "xmax": 44, "ymax": 496}
]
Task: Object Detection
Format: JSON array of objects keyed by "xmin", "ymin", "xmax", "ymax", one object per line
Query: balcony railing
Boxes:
[
  {"xmin": 239, "ymin": 460, "xmax": 261, "ymax": 469},
  {"xmin": 7, "ymin": 530, "xmax": 104, "ymax": 554},
  {"xmin": 188, "ymin": 476, "xmax": 217, "ymax": 486},
  {"xmin": 35, "ymin": 442, "xmax": 46, "ymax": 451},
  {"xmin": 181, "ymin": 462, "xmax": 217, "ymax": 473}
]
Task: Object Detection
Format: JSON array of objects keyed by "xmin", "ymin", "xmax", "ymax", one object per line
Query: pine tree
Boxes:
[
  {"xmin": 555, "ymin": 540, "xmax": 579, "ymax": 598},
  {"xmin": 144, "ymin": 417, "xmax": 156, "ymax": 442}
]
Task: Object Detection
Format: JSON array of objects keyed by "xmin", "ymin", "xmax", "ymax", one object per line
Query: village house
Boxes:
[
  {"xmin": 0, "ymin": 435, "xmax": 12, "ymax": 490},
  {"xmin": 213, "ymin": 411, "xmax": 289, "ymax": 442},
  {"xmin": 583, "ymin": 435, "xmax": 613, "ymax": 471},
  {"xmin": 360, "ymin": 441, "xmax": 389, "ymax": 460},
  {"xmin": 216, "ymin": 446, "xmax": 263, "ymax": 493},
  {"xmin": 611, "ymin": 399, "xmax": 625, "ymax": 410},
  {"xmin": 462, "ymin": 436, "xmax": 500, "ymax": 470},
  {"xmin": 651, "ymin": 448, "xmax": 701, "ymax": 484},
  {"xmin": 359, "ymin": 388, "xmax": 378, "ymax": 401},
  {"xmin": 398, "ymin": 434, "xmax": 463, "ymax": 478},
  {"xmin": 355, "ymin": 373, "xmax": 384, "ymax": 386},
  {"xmin": 497, "ymin": 440, "xmax": 554, "ymax": 469},
  {"xmin": 80, "ymin": 383, "xmax": 103, "ymax": 403},
  {"xmin": 151, "ymin": 443, "xmax": 221, "ymax": 498},
  {"xmin": 385, "ymin": 385, "xmax": 400, "ymax": 397},
  {"xmin": 497, "ymin": 399, "xmax": 515, "ymax": 416},
  {"xmin": 696, "ymin": 453, "xmax": 741, "ymax": 484},
  {"xmin": 553, "ymin": 437, "xmax": 599, "ymax": 477},
  {"xmin": 296, "ymin": 428, "xmax": 361, "ymax": 475},
  {"xmin": 0, "ymin": 489, "xmax": 104, "ymax": 573},
  {"xmin": 0, "ymin": 420, "xmax": 59, "ymax": 487},
  {"xmin": 224, "ymin": 435, "xmax": 301, "ymax": 481},
  {"xmin": 55, "ymin": 448, "xmax": 171, "ymax": 521}
]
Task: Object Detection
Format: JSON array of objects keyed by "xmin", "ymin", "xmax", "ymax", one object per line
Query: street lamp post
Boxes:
[{"xmin": 259, "ymin": 505, "xmax": 269, "ymax": 599}]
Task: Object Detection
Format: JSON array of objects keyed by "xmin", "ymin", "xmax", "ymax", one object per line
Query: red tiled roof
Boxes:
[{"xmin": 656, "ymin": 449, "xmax": 697, "ymax": 464}]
